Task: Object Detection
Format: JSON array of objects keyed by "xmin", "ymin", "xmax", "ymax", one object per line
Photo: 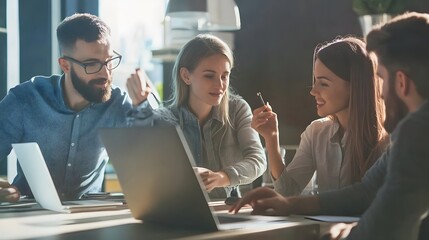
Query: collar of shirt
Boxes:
[
  {"xmin": 177, "ymin": 105, "xmax": 223, "ymax": 124},
  {"xmin": 328, "ymin": 118, "xmax": 348, "ymax": 147}
]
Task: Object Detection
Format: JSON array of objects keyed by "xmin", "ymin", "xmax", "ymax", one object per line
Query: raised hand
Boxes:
[
  {"xmin": 251, "ymin": 103, "xmax": 278, "ymax": 140},
  {"xmin": 126, "ymin": 68, "xmax": 152, "ymax": 106}
]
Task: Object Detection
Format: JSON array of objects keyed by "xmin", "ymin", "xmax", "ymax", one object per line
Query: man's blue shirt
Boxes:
[{"xmin": 0, "ymin": 75, "xmax": 133, "ymax": 199}]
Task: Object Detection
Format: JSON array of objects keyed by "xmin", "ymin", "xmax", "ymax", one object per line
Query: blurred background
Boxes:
[{"xmin": 1, "ymin": 0, "xmax": 429, "ymax": 185}]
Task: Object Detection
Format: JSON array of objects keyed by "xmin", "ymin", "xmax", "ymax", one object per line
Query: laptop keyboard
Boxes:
[
  {"xmin": 217, "ymin": 215, "xmax": 252, "ymax": 224},
  {"xmin": 62, "ymin": 200, "xmax": 106, "ymax": 205},
  {"xmin": 62, "ymin": 201, "xmax": 81, "ymax": 205}
]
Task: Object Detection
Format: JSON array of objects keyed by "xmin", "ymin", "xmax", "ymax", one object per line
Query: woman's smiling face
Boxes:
[{"xmin": 310, "ymin": 59, "xmax": 350, "ymax": 118}]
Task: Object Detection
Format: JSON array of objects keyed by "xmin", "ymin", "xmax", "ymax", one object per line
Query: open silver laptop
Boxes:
[
  {"xmin": 12, "ymin": 142, "xmax": 123, "ymax": 213},
  {"xmin": 100, "ymin": 125, "xmax": 283, "ymax": 232}
]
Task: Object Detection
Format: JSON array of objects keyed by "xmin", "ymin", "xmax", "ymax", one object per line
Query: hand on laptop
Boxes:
[
  {"xmin": 323, "ymin": 222, "xmax": 357, "ymax": 240},
  {"xmin": 0, "ymin": 178, "xmax": 20, "ymax": 202},
  {"xmin": 229, "ymin": 187, "xmax": 291, "ymax": 216},
  {"xmin": 193, "ymin": 167, "xmax": 230, "ymax": 192},
  {"xmin": 126, "ymin": 68, "xmax": 152, "ymax": 106}
]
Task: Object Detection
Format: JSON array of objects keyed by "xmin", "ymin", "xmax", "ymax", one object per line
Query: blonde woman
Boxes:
[{"xmin": 129, "ymin": 34, "xmax": 266, "ymax": 199}]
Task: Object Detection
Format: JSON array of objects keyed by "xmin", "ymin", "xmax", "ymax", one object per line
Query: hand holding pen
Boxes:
[
  {"xmin": 126, "ymin": 68, "xmax": 152, "ymax": 106},
  {"xmin": 251, "ymin": 92, "xmax": 279, "ymax": 140},
  {"xmin": 257, "ymin": 92, "xmax": 266, "ymax": 108}
]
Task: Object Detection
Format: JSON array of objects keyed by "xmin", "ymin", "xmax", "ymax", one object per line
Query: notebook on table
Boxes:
[
  {"xmin": 12, "ymin": 142, "xmax": 123, "ymax": 213},
  {"xmin": 99, "ymin": 125, "xmax": 285, "ymax": 232}
]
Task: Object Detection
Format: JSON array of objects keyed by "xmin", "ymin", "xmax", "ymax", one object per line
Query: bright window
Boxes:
[{"xmin": 99, "ymin": 0, "xmax": 167, "ymax": 98}]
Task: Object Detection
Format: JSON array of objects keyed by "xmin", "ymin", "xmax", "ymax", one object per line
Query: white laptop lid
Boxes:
[
  {"xmin": 12, "ymin": 143, "xmax": 122, "ymax": 213},
  {"xmin": 12, "ymin": 143, "xmax": 66, "ymax": 212}
]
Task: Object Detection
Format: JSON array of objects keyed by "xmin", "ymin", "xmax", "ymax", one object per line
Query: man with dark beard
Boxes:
[
  {"xmin": 0, "ymin": 13, "xmax": 151, "ymax": 202},
  {"xmin": 231, "ymin": 12, "xmax": 429, "ymax": 240}
]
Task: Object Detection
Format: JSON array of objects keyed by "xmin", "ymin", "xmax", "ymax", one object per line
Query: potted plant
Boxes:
[{"xmin": 352, "ymin": 0, "xmax": 407, "ymax": 35}]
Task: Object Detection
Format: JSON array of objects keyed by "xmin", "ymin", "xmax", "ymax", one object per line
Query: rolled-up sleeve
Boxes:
[
  {"xmin": 223, "ymin": 99, "xmax": 266, "ymax": 186},
  {"xmin": 273, "ymin": 124, "xmax": 315, "ymax": 196}
]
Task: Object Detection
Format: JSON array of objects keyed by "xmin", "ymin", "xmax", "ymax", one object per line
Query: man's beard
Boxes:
[
  {"xmin": 70, "ymin": 67, "xmax": 112, "ymax": 103},
  {"xmin": 383, "ymin": 78, "xmax": 408, "ymax": 133}
]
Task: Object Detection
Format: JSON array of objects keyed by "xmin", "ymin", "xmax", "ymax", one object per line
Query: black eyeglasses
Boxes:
[{"xmin": 62, "ymin": 50, "xmax": 122, "ymax": 74}]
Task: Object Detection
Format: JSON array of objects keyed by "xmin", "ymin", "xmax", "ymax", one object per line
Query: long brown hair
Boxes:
[{"xmin": 315, "ymin": 37, "xmax": 387, "ymax": 181}]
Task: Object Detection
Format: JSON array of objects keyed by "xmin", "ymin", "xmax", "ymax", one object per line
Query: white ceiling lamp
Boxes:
[
  {"xmin": 198, "ymin": 0, "xmax": 241, "ymax": 31},
  {"xmin": 156, "ymin": 0, "xmax": 241, "ymax": 59},
  {"xmin": 165, "ymin": 0, "xmax": 241, "ymax": 32}
]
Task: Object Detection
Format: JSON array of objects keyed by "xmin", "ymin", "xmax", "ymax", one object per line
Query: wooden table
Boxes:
[{"xmin": 0, "ymin": 202, "xmax": 328, "ymax": 240}]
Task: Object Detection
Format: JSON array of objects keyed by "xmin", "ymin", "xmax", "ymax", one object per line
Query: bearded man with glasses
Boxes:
[
  {"xmin": 0, "ymin": 13, "xmax": 151, "ymax": 202},
  {"xmin": 60, "ymin": 50, "xmax": 122, "ymax": 104}
]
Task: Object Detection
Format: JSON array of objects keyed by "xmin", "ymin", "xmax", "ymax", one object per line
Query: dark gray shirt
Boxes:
[{"xmin": 319, "ymin": 101, "xmax": 429, "ymax": 240}]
